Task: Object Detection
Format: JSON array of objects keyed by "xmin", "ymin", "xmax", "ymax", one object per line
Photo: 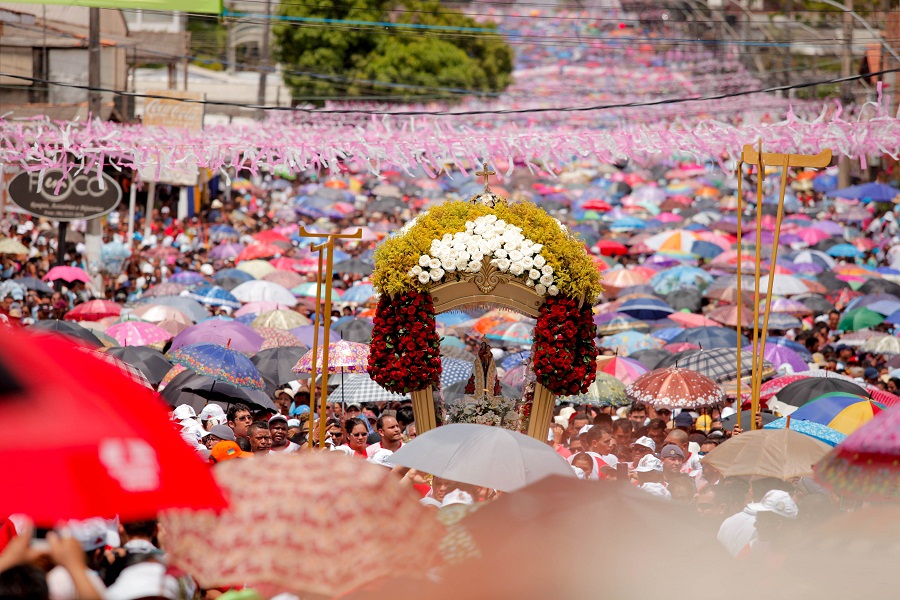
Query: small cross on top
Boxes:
[{"xmin": 476, "ymin": 160, "xmax": 495, "ymax": 190}]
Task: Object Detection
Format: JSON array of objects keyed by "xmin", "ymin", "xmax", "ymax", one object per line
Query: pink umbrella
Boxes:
[
  {"xmin": 292, "ymin": 340, "xmax": 370, "ymax": 374},
  {"xmin": 44, "ymin": 266, "xmax": 91, "ymax": 283},
  {"xmin": 262, "ymin": 270, "xmax": 305, "ymax": 290},
  {"xmin": 63, "ymin": 300, "xmax": 122, "ymax": 322},
  {"xmin": 625, "ymin": 367, "xmax": 726, "ymax": 409},
  {"xmin": 596, "ymin": 355, "xmax": 648, "ymax": 386},
  {"xmin": 667, "ymin": 312, "xmax": 722, "ymax": 328},
  {"xmin": 797, "ymin": 227, "xmax": 832, "ymax": 245},
  {"xmin": 234, "ymin": 302, "xmax": 295, "ymax": 318},
  {"xmin": 106, "ymin": 321, "xmax": 174, "ymax": 346},
  {"xmin": 655, "ymin": 212, "xmax": 683, "ymax": 223}
]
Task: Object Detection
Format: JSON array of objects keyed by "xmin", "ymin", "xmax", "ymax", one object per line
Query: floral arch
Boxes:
[{"xmin": 368, "ymin": 176, "xmax": 603, "ymax": 441}]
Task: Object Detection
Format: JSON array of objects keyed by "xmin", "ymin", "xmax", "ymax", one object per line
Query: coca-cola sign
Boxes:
[
  {"xmin": 142, "ymin": 90, "xmax": 205, "ymax": 132},
  {"xmin": 7, "ymin": 170, "xmax": 122, "ymax": 221}
]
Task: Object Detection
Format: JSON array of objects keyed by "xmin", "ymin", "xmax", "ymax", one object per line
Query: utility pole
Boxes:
[
  {"xmin": 838, "ymin": 0, "xmax": 853, "ymax": 188},
  {"xmin": 256, "ymin": 0, "xmax": 272, "ymax": 119},
  {"xmin": 88, "ymin": 7, "xmax": 102, "ymax": 118}
]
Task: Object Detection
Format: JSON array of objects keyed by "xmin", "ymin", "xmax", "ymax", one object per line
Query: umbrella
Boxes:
[
  {"xmin": 130, "ymin": 304, "xmax": 194, "ymax": 327},
  {"xmin": 251, "ymin": 347, "xmax": 310, "ymax": 386},
  {"xmin": 774, "ymin": 376, "xmax": 871, "ymax": 408},
  {"xmin": 256, "ymin": 327, "xmax": 305, "ymax": 351},
  {"xmin": 168, "ymin": 271, "xmax": 208, "ymax": 286},
  {"xmin": 830, "ymin": 182, "xmax": 898, "ymax": 202},
  {"xmin": 838, "ymin": 307, "xmax": 885, "ymax": 331},
  {"xmin": 702, "ymin": 428, "xmax": 831, "ymax": 479},
  {"xmin": 144, "ymin": 282, "xmax": 189, "ymax": 298},
  {"xmin": 560, "ymin": 372, "xmax": 627, "ymax": 406},
  {"xmin": 764, "ymin": 417, "xmax": 846, "ymax": 447},
  {"xmin": 170, "ymin": 320, "xmax": 264, "ymax": 354},
  {"xmin": 601, "ymin": 269, "xmax": 648, "ymax": 296},
  {"xmin": 794, "ymin": 293, "xmax": 835, "ymax": 314},
  {"xmin": 618, "ymin": 299, "xmax": 674, "ymax": 320},
  {"xmin": 440, "ymin": 357, "xmax": 474, "ymax": 388},
  {"xmin": 292, "ymin": 340, "xmax": 370, "ymax": 374},
  {"xmin": 759, "ymin": 274, "xmax": 809, "ymax": 296},
  {"xmin": 815, "ymin": 404, "xmax": 900, "ymax": 500},
  {"xmin": 597, "ymin": 331, "xmax": 662, "ymax": 356},
  {"xmin": 500, "ymin": 350, "xmax": 531, "ymax": 371},
  {"xmin": 341, "ymin": 284, "xmax": 377, "ymax": 304},
  {"xmin": 594, "ymin": 313, "xmax": 650, "ymax": 335},
  {"xmin": 596, "ymin": 355, "xmax": 648, "ymax": 385},
  {"xmin": 236, "ymin": 260, "xmax": 276, "ymax": 279},
  {"xmin": 187, "ymin": 285, "xmax": 241, "ymax": 309},
  {"xmin": 707, "ymin": 304, "xmax": 753, "ymax": 328},
  {"xmin": 236, "ymin": 243, "xmax": 282, "ymax": 263},
  {"xmin": 161, "ymin": 453, "xmax": 442, "ymax": 599},
  {"xmin": 333, "ymin": 259, "xmax": 375, "ymax": 276},
  {"xmin": 213, "ymin": 268, "xmax": 256, "ymax": 291},
  {"xmin": 105, "ymin": 321, "xmax": 173, "ymax": 347},
  {"xmin": 0, "ymin": 330, "xmax": 225, "ymax": 524},
  {"xmin": 160, "ymin": 370, "xmax": 276, "ymax": 413},
  {"xmin": 63, "ymin": 300, "xmax": 122, "ymax": 322},
  {"xmin": 484, "ymin": 321, "xmax": 534, "ymax": 346},
  {"xmin": 292, "ymin": 282, "xmax": 342, "ymax": 301},
  {"xmin": 104, "ymin": 346, "xmax": 173, "ymax": 385},
  {"xmin": 669, "ymin": 327, "xmax": 748, "ymax": 349},
  {"xmin": 720, "ymin": 410, "xmax": 778, "ymax": 430},
  {"xmin": 783, "ymin": 392, "xmax": 885, "ymax": 435},
  {"xmin": 136, "ymin": 296, "xmax": 210, "ymax": 323},
  {"xmin": 665, "ymin": 288, "xmax": 702, "ymax": 312},
  {"xmin": 334, "ymin": 318, "xmax": 375, "ymax": 343},
  {"xmin": 0, "ymin": 238, "xmax": 29, "ymax": 254},
  {"xmin": 625, "ymin": 367, "xmax": 725, "ymax": 409},
  {"xmin": 231, "ymin": 280, "xmax": 298, "ymax": 307},
  {"xmin": 29, "ymin": 320, "xmax": 101, "ymax": 347},
  {"xmin": 208, "ymin": 243, "xmax": 246, "ymax": 262},
  {"xmin": 169, "ymin": 343, "xmax": 266, "ymax": 391},
  {"xmin": 251, "ymin": 309, "xmax": 310, "ymax": 331},
  {"xmin": 674, "ymin": 347, "xmax": 771, "ymax": 384},
  {"xmin": 331, "ymin": 373, "xmax": 409, "ymax": 404},
  {"xmin": 390, "ymin": 423, "xmax": 574, "ymax": 492},
  {"xmin": 628, "ymin": 348, "xmax": 671, "ymax": 369},
  {"xmin": 743, "ymin": 342, "xmax": 808, "ymax": 373},
  {"xmin": 43, "ymin": 266, "xmax": 91, "ymax": 284},
  {"xmin": 861, "ymin": 335, "xmax": 900, "ymax": 355},
  {"xmin": 14, "ymin": 276, "xmax": 54, "ymax": 294},
  {"xmin": 261, "ymin": 269, "xmax": 305, "ymax": 291},
  {"xmin": 860, "ymin": 279, "xmax": 900, "ymax": 296}
]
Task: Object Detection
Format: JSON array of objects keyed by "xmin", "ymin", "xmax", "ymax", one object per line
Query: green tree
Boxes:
[{"xmin": 273, "ymin": 0, "xmax": 513, "ymax": 102}]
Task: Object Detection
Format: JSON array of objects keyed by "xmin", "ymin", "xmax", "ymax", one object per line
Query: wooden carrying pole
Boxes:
[
  {"xmin": 296, "ymin": 226, "xmax": 363, "ymax": 448},
  {"xmin": 735, "ymin": 161, "xmax": 744, "ymax": 431},
  {"xmin": 306, "ymin": 241, "xmax": 326, "ymax": 449},
  {"xmin": 740, "ymin": 144, "xmax": 831, "ymax": 429}
]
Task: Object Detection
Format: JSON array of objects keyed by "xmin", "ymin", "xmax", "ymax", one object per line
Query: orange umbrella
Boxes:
[{"xmin": 602, "ymin": 269, "xmax": 648, "ymax": 297}]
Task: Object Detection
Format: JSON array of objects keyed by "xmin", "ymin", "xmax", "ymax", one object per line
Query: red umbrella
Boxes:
[
  {"xmin": 236, "ymin": 243, "xmax": 282, "ymax": 262},
  {"xmin": 625, "ymin": 367, "xmax": 726, "ymax": 409},
  {"xmin": 253, "ymin": 230, "xmax": 291, "ymax": 244},
  {"xmin": 595, "ymin": 240, "xmax": 628, "ymax": 256},
  {"xmin": 63, "ymin": 299, "xmax": 122, "ymax": 322},
  {"xmin": 0, "ymin": 331, "xmax": 226, "ymax": 525},
  {"xmin": 582, "ymin": 199, "xmax": 612, "ymax": 211},
  {"xmin": 43, "ymin": 265, "xmax": 91, "ymax": 284}
]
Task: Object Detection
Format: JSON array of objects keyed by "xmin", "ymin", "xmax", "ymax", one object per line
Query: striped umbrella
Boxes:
[{"xmin": 596, "ymin": 355, "xmax": 648, "ymax": 386}]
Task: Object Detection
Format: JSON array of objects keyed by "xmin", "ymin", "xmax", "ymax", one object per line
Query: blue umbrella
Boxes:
[
  {"xmin": 759, "ymin": 313, "xmax": 803, "ymax": 330},
  {"xmin": 440, "ymin": 357, "xmax": 474, "ymax": 388},
  {"xmin": 341, "ymin": 284, "xmax": 376, "ymax": 304},
  {"xmin": 812, "ymin": 174, "xmax": 838, "ymax": 193},
  {"xmin": 830, "ymin": 182, "xmax": 898, "ymax": 202},
  {"xmin": 169, "ymin": 271, "xmax": 208, "ymax": 286},
  {"xmin": 168, "ymin": 342, "xmax": 265, "ymax": 391},
  {"xmin": 609, "ymin": 217, "xmax": 647, "ymax": 232},
  {"xmin": 619, "ymin": 298, "xmax": 675, "ymax": 321},
  {"xmin": 436, "ymin": 312, "xmax": 471, "ymax": 326},
  {"xmin": 652, "ymin": 327, "xmax": 685, "ymax": 342},
  {"xmin": 14, "ymin": 276, "xmax": 53, "ymax": 294},
  {"xmin": 649, "ymin": 266, "xmax": 714, "ymax": 295},
  {"xmin": 441, "ymin": 336, "xmax": 466, "ymax": 348},
  {"xmin": 501, "ymin": 350, "xmax": 531, "ymax": 370},
  {"xmin": 826, "ymin": 244, "xmax": 863, "ymax": 258},
  {"xmin": 597, "ymin": 331, "xmax": 663, "ymax": 356},
  {"xmin": 690, "ymin": 240, "xmax": 724, "ymax": 259},
  {"xmin": 214, "ymin": 268, "xmax": 256, "ymax": 290},
  {"xmin": 764, "ymin": 418, "xmax": 846, "ymax": 447},
  {"xmin": 669, "ymin": 327, "xmax": 749, "ymax": 349},
  {"xmin": 187, "ymin": 285, "xmax": 241, "ymax": 309},
  {"xmin": 208, "ymin": 224, "xmax": 240, "ymax": 242}
]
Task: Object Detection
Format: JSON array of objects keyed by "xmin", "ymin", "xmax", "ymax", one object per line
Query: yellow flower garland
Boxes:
[{"xmin": 373, "ymin": 200, "xmax": 604, "ymax": 301}]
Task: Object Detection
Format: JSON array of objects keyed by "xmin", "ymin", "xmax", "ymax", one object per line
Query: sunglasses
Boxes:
[{"xmin": 350, "ymin": 432, "xmax": 368, "ymax": 437}]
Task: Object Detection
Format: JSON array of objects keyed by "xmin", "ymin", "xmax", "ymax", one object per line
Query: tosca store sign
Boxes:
[{"xmin": 7, "ymin": 170, "xmax": 122, "ymax": 221}]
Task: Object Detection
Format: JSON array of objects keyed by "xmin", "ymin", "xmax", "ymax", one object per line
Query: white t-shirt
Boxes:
[
  {"xmin": 366, "ymin": 441, "xmax": 403, "ymax": 458},
  {"xmin": 717, "ymin": 507, "xmax": 758, "ymax": 557},
  {"xmin": 271, "ymin": 441, "xmax": 301, "ymax": 454},
  {"xmin": 47, "ymin": 566, "xmax": 106, "ymax": 600}
]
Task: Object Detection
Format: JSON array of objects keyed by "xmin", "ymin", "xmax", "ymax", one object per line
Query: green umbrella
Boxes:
[
  {"xmin": 560, "ymin": 373, "xmax": 628, "ymax": 407},
  {"xmin": 838, "ymin": 307, "xmax": 885, "ymax": 332}
]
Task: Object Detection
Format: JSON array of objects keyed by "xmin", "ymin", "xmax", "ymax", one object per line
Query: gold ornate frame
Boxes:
[{"xmin": 410, "ymin": 260, "xmax": 556, "ymax": 442}]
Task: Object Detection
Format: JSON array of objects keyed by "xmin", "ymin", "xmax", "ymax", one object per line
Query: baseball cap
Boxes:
[
  {"xmin": 199, "ymin": 264, "xmax": 214, "ymax": 276},
  {"xmin": 269, "ymin": 414, "xmax": 288, "ymax": 426},
  {"xmin": 287, "ymin": 419, "xmax": 301, "ymax": 428},
  {"xmin": 674, "ymin": 412, "xmax": 693, "ymax": 427},
  {"xmin": 660, "ymin": 444, "xmax": 686, "ymax": 460},
  {"xmin": 210, "ymin": 441, "xmax": 252, "ymax": 462},
  {"xmin": 631, "ymin": 436, "xmax": 656, "ymax": 452},
  {"xmin": 640, "ymin": 482, "xmax": 672, "ymax": 499},
  {"xmin": 695, "ymin": 415, "xmax": 711, "ymax": 432},
  {"xmin": 290, "ymin": 404, "xmax": 310, "ymax": 416},
  {"xmin": 635, "ymin": 455, "xmax": 663, "ymax": 473},
  {"xmin": 747, "ymin": 489, "xmax": 798, "ymax": 519},
  {"xmin": 172, "ymin": 404, "xmax": 197, "ymax": 420},
  {"xmin": 208, "ymin": 424, "xmax": 236, "ymax": 441},
  {"xmin": 57, "ymin": 518, "xmax": 109, "ymax": 551},
  {"xmin": 276, "ymin": 386, "xmax": 296, "ymax": 398},
  {"xmin": 199, "ymin": 404, "xmax": 226, "ymax": 421},
  {"xmin": 864, "ymin": 367, "xmax": 879, "ymax": 380}
]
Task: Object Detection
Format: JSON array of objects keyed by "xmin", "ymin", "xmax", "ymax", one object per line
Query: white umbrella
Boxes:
[
  {"xmin": 759, "ymin": 274, "xmax": 809, "ymax": 296},
  {"xmin": 230, "ymin": 280, "xmax": 298, "ymax": 306},
  {"xmin": 390, "ymin": 423, "xmax": 575, "ymax": 492},
  {"xmin": 861, "ymin": 335, "xmax": 900, "ymax": 355}
]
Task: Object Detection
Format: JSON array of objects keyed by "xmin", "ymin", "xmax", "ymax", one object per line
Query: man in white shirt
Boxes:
[
  {"xmin": 269, "ymin": 415, "xmax": 301, "ymax": 454},
  {"xmin": 366, "ymin": 415, "xmax": 404, "ymax": 458}
]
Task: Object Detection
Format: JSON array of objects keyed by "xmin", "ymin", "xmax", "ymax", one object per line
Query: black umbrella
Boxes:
[
  {"xmin": 251, "ymin": 346, "xmax": 310, "ymax": 386},
  {"xmin": 105, "ymin": 346, "xmax": 172, "ymax": 385},
  {"xmin": 161, "ymin": 369, "xmax": 277, "ymax": 413},
  {"xmin": 721, "ymin": 410, "xmax": 778, "ymax": 430},
  {"xmin": 775, "ymin": 376, "xmax": 870, "ymax": 408},
  {"xmin": 655, "ymin": 350, "xmax": 702, "ymax": 370},
  {"xmin": 333, "ymin": 259, "xmax": 374, "ymax": 276},
  {"xmin": 859, "ymin": 279, "xmax": 900, "ymax": 296},
  {"xmin": 794, "ymin": 293, "xmax": 835, "ymax": 314},
  {"xmin": 29, "ymin": 320, "xmax": 101, "ymax": 347},
  {"xmin": 669, "ymin": 327, "xmax": 749, "ymax": 349},
  {"xmin": 14, "ymin": 277, "xmax": 53, "ymax": 294},
  {"xmin": 813, "ymin": 238, "xmax": 840, "ymax": 251},
  {"xmin": 334, "ymin": 318, "xmax": 374, "ymax": 343},
  {"xmin": 665, "ymin": 289, "xmax": 702, "ymax": 312},
  {"xmin": 367, "ymin": 198, "xmax": 405, "ymax": 213},
  {"xmin": 629, "ymin": 349, "xmax": 671, "ymax": 370},
  {"xmin": 816, "ymin": 272, "xmax": 850, "ymax": 292},
  {"xmin": 609, "ymin": 182, "xmax": 632, "ymax": 196}
]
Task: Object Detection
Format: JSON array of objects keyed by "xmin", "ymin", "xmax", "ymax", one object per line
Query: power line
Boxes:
[{"xmin": 0, "ymin": 65, "xmax": 893, "ymax": 116}]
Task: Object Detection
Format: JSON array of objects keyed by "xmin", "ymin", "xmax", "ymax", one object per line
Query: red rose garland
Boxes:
[
  {"xmin": 532, "ymin": 296, "xmax": 599, "ymax": 396},
  {"xmin": 368, "ymin": 291, "xmax": 442, "ymax": 394}
]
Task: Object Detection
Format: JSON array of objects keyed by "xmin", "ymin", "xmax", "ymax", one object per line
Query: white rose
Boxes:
[
  {"xmin": 441, "ymin": 256, "xmax": 456, "ymax": 271},
  {"xmin": 533, "ymin": 244, "xmax": 543, "ymax": 253},
  {"xmin": 529, "ymin": 269, "xmax": 541, "ymax": 280},
  {"xmin": 485, "ymin": 214, "xmax": 497, "ymax": 223},
  {"xmin": 526, "ymin": 279, "xmax": 534, "ymax": 287},
  {"xmin": 509, "ymin": 250, "xmax": 523, "ymax": 262},
  {"xmin": 494, "ymin": 219, "xmax": 506, "ymax": 228},
  {"xmin": 429, "ymin": 258, "xmax": 441, "ymax": 270},
  {"xmin": 495, "ymin": 248, "xmax": 508, "ymax": 259},
  {"xmin": 533, "ymin": 255, "xmax": 546, "ymax": 268},
  {"xmin": 540, "ymin": 274, "xmax": 554, "ymax": 286},
  {"xmin": 496, "ymin": 258, "xmax": 511, "ymax": 271},
  {"xmin": 418, "ymin": 272, "xmax": 431, "ymax": 284},
  {"xmin": 509, "ymin": 263, "xmax": 525, "ymax": 276},
  {"xmin": 409, "ymin": 265, "xmax": 423, "ymax": 276},
  {"xmin": 430, "ymin": 268, "xmax": 445, "ymax": 281},
  {"xmin": 471, "ymin": 253, "xmax": 484, "ymax": 263},
  {"xmin": 521, "ymin": 256, "xmax": 534, "ymax": 269},
  {"xmin": 419, "ymin": 255, "xmax": 431, "ymax": 267},
  {"xmin": 488, "ymin": 238, "xmax": 502, "ymax": 252},
  {"xmin": 535, "ymin": 283, "xmax": 547, "ymax": 295},
  {"xmin": 465, "ymin": 221, "xmax": 475, "ymax": 232},
  {"xmin": 468, "ymin": 260, "xmax": 481, "ymax": 271},
  {"xmin": 548, "ymin": 285, "xmax": 559, "ymax": 296},
  {"xmin": 541, "ymin": 264, "xmax": 554, "ymax": 276},
  {"xmin": 478, "ymin": 240, "xmax": 492, "ymax": 255}
]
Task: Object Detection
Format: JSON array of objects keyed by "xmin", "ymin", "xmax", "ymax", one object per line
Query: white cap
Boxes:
[
  {"xmin": 199, "ymin": 404, "xmax": 226, "ymax": 421},
  {"xmin": 200, "ymin": 264, "xmax": 215, "ymax": 276},
  {"xmin": 441, "ymin": 489, "xmax": 474, "ymax": 507},
  {"xmin": 172, "ymin": 404, "xmax": 197, "ymax": 420},
  {"xmin": 632, "ymin": 436, "xmax": 656, "ymax": 452},
  {"xmin": 747, "ymin": 490, "xmax": 798, "ymax": 519},
  {"xmin": 635, "ymin": 454, "xmax": 663, "ymax": 473},
  {"xmin": 56, "ymin": 518, "xmax": 109, "ymax": 551},
  {"xmin": 721, "ymin": 406, "xmax": 736, "ymax": 419},
  {"xmin": 211, "ymin": 199, "xmax": 224, "ymax": 209},
  {"xmin": 640, "ymin": 482, "xmax": 672, "ymax": 500}
]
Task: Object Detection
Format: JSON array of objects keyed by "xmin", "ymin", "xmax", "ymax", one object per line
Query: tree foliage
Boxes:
[{"xmin": 273, "ymin": 0, "xmax": 514, "ymax": 102}]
